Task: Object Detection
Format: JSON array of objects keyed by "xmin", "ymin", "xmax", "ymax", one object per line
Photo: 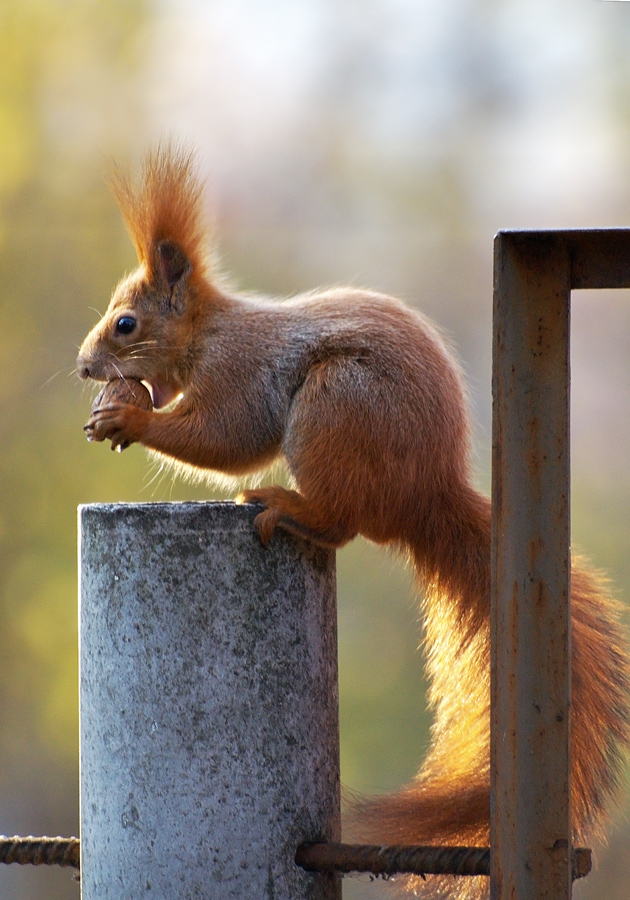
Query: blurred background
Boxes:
[{"xmin": 2, "ymin": 0, "xmax": 630, "ymax": 897}]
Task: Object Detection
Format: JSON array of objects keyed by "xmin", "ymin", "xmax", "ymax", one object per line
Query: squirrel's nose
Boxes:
[{"xmin": 77, "ymin": 356, "xmax": 91, "ymax": 380}]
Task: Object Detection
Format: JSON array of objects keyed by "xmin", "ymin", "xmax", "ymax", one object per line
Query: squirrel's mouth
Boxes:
[{"xmin": 143, "ymin": 379, "xmax": 182, "ymax": 409}]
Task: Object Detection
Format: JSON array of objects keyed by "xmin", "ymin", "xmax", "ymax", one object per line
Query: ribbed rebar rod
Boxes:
[
  {"xmin": 295, "ymin": 843, "xmax": 592, "ymax": 881},
  {"xmin": 296, "ymin": 842, "xmax": 489, "ymax": 877},
  {"xmin": 0, "ymin": 836, "xmax": 80, "ymax": 868}
]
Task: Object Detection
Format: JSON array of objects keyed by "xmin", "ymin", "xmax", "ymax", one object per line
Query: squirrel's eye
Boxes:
[{"xmin": 115, "ymin": 316, "xmax": 137, "ymax": 335}]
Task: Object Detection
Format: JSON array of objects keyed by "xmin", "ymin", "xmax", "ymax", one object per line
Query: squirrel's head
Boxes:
[{"xmin": 77, "ymin": 146, "xmax": 218, "ymax": 408}]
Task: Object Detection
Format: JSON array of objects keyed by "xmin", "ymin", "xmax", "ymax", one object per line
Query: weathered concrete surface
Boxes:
[{"xmin": 79, "ymin": 501, "xmax": 340, "ymax": 900}]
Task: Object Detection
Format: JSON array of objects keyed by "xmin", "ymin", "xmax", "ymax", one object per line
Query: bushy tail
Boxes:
[
  {"xmin": 346, "ymin": 543, "xmax": 491, "ymax": 899},
  {"xmin": 346, "ymin": 491, "xmax": 630, "ymax": 899},
  {"xmin": 346, "ymin": 777, "xmax": 489, "ymax": 900},
  {"xmin": 569, "ymin": 561, "xmax": 630, "ymax": 841}
]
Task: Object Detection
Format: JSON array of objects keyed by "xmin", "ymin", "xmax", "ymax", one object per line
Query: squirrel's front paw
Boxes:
[{"xmin": 84, "ymin": 404, "xmax": 148, "ymax": 452}]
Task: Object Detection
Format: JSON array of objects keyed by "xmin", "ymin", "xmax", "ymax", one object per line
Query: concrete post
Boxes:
[{"xmin": 79, "ymin": 501, "xmax": 340, "ymax": 900}]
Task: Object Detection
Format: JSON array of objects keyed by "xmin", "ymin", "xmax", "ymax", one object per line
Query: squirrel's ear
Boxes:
[{"xmin": 156, "ymin": 240, "xmax": 192, "ymax": 289}]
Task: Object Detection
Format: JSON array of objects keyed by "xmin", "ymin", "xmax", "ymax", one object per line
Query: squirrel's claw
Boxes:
[{"xmin": 252, "ymin": 508, "xmax": 283, "ymax": 547}]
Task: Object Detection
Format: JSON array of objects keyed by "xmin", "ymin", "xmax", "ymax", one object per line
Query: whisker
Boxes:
[
  {"xmin": 109, "ymin": 360, "xmax": 129, "ymax": 385},
  {"xmin": 40, "ymin": 369, "xmax": 64, "ymax": 389},
  {"xmin": 126, "ymin": 345, "xmax": 170, "ymax": 353},
  {"xmin": 113, "ymin": 346, "xmax": 162, "ymax": 361},
  {"xmin": 78, "ymin": 378, "xmax": 101, "ymax": 402}
]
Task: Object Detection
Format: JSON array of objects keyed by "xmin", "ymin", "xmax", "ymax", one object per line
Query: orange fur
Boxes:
[
  {"xmin": 77, "ymin": 148, "xmax": 630, "ymax": 899},
  {"xmin": 109, "ymin": 144, "xmax": 211, "ymax": 282}
]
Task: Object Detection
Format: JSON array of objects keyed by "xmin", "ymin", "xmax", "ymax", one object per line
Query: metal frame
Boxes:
[{"xmin": 491, "ymin": 229, "xmax": 630, "ymax": 899}]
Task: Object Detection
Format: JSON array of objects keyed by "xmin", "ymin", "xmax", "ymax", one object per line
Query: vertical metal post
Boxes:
[
  {"xmin": 79, "ymin": 501, "xmax": 340, "ymax": 900},
  {"xmin": 491, "ymin": 233, "xmax": 572, "ymax": 900},
  {"xmin": 491, "ymin": 228, "xmax": 630, "ymax": 899}
]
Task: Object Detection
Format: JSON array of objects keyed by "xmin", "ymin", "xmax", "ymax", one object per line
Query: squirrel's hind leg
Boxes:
[{"xmin": 237, "ymin": 486, "xmax": 356, "ymax": 549}]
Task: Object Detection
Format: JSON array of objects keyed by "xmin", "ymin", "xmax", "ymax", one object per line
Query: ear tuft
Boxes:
[
  {"xmin": 109, "ymin": 145, "xmax": 213, "ymax": 280},
  {"xmin": 157, "ymin": 240, "xmax": 191, "ymax": 288}
]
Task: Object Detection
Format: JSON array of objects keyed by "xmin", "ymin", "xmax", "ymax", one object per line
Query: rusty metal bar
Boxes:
[
  {"xmin": 0, "ymin": 836, "xmax": 80, "ymax": 868},
  {"xmin": 296, "ymin": 842, "xmax": 490, "ymax": 878},
  {"xmin": 497, "ymin": 228, "xmax": 630, "ymax": 290},
  {"xmin": 491, "ymin": 228, "xmax": 630, "ymax": 900},
  {"xmin": 492, "ymin": 231, "xmax": 572, "ymax": 900}
]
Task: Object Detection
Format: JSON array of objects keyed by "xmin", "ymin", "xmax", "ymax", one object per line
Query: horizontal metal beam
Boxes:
[{"xmin": 496, "ymin": 228, "xmax": 630, "ymax": 290}]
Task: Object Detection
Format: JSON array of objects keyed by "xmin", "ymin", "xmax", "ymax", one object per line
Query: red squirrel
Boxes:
[{"xmin": 77, "ymin": 147, "xmax": 630, "ymax": 898}]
